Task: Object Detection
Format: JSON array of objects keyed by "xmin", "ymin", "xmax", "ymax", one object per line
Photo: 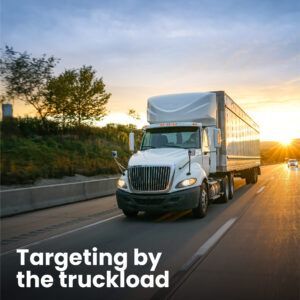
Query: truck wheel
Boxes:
[
  {"xmin": 228, "ymin": 173, "xmax": 234, "ymax": 199},
  {"xmin": 245, "ymin": 170, "xmax": 252, "ymax": 184},
  {"xmin": 220, "ymin": 176, "xmax": 229, "ymax": 203},
  {"xmin": 192, "ymin": 183, "xmax": 208, "ymax": 218},
  {"xmin": 251, "ymin": 168, "xmax": 258, "ymax": 184},
  {"xmin": 122, "ymin": 209, "xmax": 138, "ymax": 218}
]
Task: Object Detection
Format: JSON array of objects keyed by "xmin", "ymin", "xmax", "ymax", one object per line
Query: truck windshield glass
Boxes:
[{"xmin": 141, "ymin": 127, "xmax": 200, "ymax": 150}]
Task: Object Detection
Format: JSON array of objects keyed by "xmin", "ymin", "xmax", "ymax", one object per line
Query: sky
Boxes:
[{"xmin": 1, "ymin": 0, "xmax": 300, "ymax": 141}]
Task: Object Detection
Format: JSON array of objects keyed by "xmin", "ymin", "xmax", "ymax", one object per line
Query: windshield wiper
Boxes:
[
  {"xmin": 141, "ymin": 145, "xmax": 157, "ymax": 150},
  {"xmin": 163, "ymin": 145, "xmax": 184, "ymax": 149}
]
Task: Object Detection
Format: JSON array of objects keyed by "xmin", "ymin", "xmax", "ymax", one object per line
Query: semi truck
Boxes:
[{"xmin": 115, "ymin": 91, "xmax": 260, "ymax": 218}]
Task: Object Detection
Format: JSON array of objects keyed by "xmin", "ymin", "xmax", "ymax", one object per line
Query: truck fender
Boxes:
[{"xmin": 175, "ymin": 162, "xmax": 207, "ymax": 188}]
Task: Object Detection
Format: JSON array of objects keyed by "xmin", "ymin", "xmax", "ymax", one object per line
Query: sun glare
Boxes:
[
  {"xmin": 251, "ymin": 111, "xmax": 299, "ymax": 143},
  {"xmin": 279, "ymin": 137, "xmax": 293, "ymax": 146}
]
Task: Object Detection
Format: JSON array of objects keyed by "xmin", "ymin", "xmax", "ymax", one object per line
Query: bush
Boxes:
[{"xmin": 0, "ymin": 118, "xmax": 143, "ymax": 185}]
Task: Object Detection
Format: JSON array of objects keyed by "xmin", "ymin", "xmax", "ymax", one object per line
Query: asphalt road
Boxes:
[{"xmin": 1, "ymin": 164, "xmax": 299, "ymax": 300}]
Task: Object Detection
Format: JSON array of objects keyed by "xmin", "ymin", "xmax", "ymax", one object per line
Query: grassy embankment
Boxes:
[{"xmin": 1, "ymin": 118, "xmax": 142, "ymax": 185}]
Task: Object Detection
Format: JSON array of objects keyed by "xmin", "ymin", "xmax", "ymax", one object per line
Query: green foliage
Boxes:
[
  {"xmin": 1, "ymin": 117, "xmax": 62, "ymax": 136},
  {"xmin": 1, "ymin": 47, "xmax": 110, "ymax": 127},
  {"xmin": 0, "ymin": 46, "xmax": 59, "ymax": 119},
  {"xmin": 128, "ymin": 108, "xmax": 141, "ymax": 120},
  {"xmin": 46, "ymin": 70, "xmax": 76, "ymax": 127},
  {"xmin": 1, "ymin": 117, "xmax": 143, "ymax": 184},
  {"xmin": 46, "ymin": 66, "xmax": 111, "ymax": 126}
]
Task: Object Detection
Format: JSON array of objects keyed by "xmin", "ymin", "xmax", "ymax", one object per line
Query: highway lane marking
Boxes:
[
  {"xmin": 180, "ymin": 218, "xmax": 237, "ymax": 271},
  {"xmin": 152, "ymin": 217, "xmax": 238, "ymax": 300},
  {"xmin": 256, "ymin": 186, "xmax": 265, "ymax": 194},
  {"xmin": 1, "ymin": 214, "xmax": 123, "ymax": 257}
]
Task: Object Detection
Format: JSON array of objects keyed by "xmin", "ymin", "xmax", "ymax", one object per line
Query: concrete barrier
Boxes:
[{"xmin": 0, "ymin": 177, "xmax": 119, "ymax": 217}]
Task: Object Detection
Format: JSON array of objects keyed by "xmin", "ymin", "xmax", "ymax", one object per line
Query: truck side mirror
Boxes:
[
  {"xmin": 214, "ymin": 128, "xmax": 222, "ymax": 148},
  {"xmin": 111, "ymin": 150, "xmax": 126, "ymax": 174},
  {"xmin": 129, "ymin": 132, "xmax": 135, "ymax": 152}
]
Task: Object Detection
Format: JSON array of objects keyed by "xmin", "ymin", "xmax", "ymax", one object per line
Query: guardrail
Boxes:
[{"xmin": 0, "ymin": 177, "xmax": 118, "ymax": 217}]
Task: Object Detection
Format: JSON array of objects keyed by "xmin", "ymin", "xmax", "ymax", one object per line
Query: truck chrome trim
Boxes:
[{"xmin": 128, "ymin": 165, "xmax": 173, "ymax": 193}]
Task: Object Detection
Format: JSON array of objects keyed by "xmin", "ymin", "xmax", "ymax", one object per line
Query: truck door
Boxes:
[{"xmin": 202, "ymin": 128, "xmax": 210, "ymax": 175}]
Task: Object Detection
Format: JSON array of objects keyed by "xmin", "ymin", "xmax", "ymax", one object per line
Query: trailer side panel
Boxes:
[{"xmin": 215, "ymin": 91, "xmax": 260, "ymax": 172}]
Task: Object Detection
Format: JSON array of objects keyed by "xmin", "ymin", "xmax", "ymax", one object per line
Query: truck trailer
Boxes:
[{"xmin": 115, "ymin": 91, "xmax": 260, "ymax": 218}]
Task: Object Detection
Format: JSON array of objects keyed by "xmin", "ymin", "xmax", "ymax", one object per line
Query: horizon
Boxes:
[{"xmin": 2, "ymin": 0, "xmax": 300, "ymax": 142}]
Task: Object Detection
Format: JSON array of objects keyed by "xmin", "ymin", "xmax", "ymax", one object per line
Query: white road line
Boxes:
[
  {"xmin": 256, "ymin": 186, "xmax": 265, "ymax": 194},
  {"xmin": 1, "ymin": 214, "xmax": 123, "ymax": 256},
  {"xmin": 181, "ymin": 218, "xmax": 237, "ymax": 271}
]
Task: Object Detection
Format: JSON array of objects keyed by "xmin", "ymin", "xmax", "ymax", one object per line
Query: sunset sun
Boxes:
[{"xmin": 279, "ymin": 137, "xmax": 293, "ymax": 146}]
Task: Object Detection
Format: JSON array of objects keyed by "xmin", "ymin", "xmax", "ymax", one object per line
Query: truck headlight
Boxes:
[
  {"xmin": 176, "ymin": 178, "xmax": 197, "ymax": 188},
  {"xmin": 117, "ymin": 179, "xmax": 127, "ymax": 189}
]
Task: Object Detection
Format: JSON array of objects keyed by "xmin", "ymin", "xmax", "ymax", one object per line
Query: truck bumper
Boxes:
[{"xmin": 116, "ymin": 187, "xmax": 200, "ymax": 212}]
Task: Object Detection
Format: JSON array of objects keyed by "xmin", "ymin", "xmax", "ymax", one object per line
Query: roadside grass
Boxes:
[{"xmin": 1, "ymin": 118, "xmax": 142, "ymax": 185}]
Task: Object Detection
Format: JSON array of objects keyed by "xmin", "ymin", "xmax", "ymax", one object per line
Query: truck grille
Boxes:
[{"xmin": 128, "ymin": 166, "xmax": 171, "ymax": 192}]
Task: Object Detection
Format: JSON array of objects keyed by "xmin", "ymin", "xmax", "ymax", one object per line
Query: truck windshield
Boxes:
[{"xmin": 141, "ymin": 127, "xmax": 200, "ymax": 150}]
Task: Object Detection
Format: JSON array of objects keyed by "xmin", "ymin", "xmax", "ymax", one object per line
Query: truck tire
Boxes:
[
  {"xmin": 245, "ymin": 170, "xmax": 252, "ymax": 184},
  {"xmin": 246, "ymin": 168, "xmax": 258, "ymax": 184},
  {"xmin": 220, "ymin": 176, "xmax": 229, "ymax": 203},
  {"xmin": 228, "ymin": 173, "xmax": 234, "ymax": 199},
  {"xmin": 251, "ymin": 168, "xmax": 258, "ymax": 184},
  {"xmin": 192, "ymin": 183, "xmax": 208, "ymax": 218},
  {"xmin": 122, "ymin": 209, "xmax": 138, "ymax": 218}
]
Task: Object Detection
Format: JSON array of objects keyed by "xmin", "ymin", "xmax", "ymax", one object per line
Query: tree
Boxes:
[
  {"xmin": 46, "ymin": 65, "xmax": 111, "ymax": 126},
  {"xmin": 128, "ymin": 109, "xmax": 141, "ymax": 121},
  {"xmin": 46, "ymin": 70, "xmax": 76, "ymax": 128},
  {"xmin": 0, "ymin": 46, "xmax": 59, "ymax": 119}
]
